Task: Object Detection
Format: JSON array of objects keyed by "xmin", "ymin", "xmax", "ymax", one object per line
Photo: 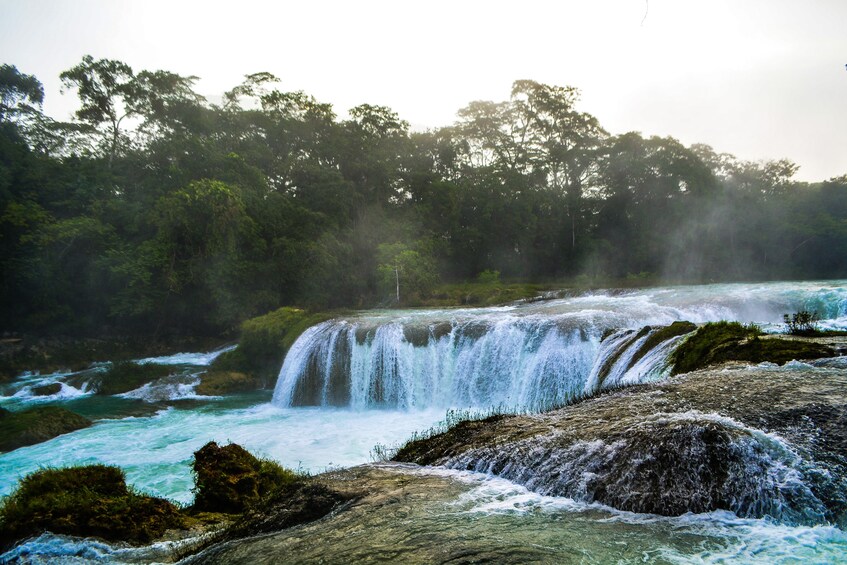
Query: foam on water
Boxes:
[
  {"xmin": 0, "ymin": 532, "xmax": 209, "ymax": 564},
  {"xmin": 134, "ymin": 344, "xmax": 236, "ymax": 366},
  {"xmin": 116, "ymin": 374, "xmax": 212, "ymax": 403}
]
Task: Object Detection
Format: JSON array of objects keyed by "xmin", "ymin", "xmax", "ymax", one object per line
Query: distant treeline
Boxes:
[{"xmin": 1, "ymin": 59, "xmax": 845, "ymax": 336}]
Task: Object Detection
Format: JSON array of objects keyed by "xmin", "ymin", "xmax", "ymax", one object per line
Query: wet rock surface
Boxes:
[
  {"xmin": 395, "ymin": 364, "xmax": 847, "ymax": 525},
  {"xmin": 181, "ymin": 465, "xmax": 658, "ymax": 565}
]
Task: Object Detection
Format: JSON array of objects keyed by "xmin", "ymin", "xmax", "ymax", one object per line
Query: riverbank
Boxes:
[{"xmin": 0, "ymin": 335, "xmax": 231, "ymax": 382}]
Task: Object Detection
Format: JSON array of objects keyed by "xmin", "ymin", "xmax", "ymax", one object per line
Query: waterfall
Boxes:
[
  {"xmin": 272, "ymin": 317, "xmax": 691, "ymax": 410},
  {"xmin": 273, "ymin": 317, "xmax": 598, "ymax": 410},
  {"xmin": 271, "ymin": 281, "xmax": 847, "ymax": 411}
]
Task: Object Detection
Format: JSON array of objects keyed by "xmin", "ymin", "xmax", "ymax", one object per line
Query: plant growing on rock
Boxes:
[{"xmin": 783, "ymin": 310, "xmax": 821, "ymax": 335}]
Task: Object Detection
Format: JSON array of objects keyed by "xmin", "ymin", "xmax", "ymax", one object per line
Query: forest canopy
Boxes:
[{"xmin": 1, "ymin": 59, "xmax": 845, "ymax": 336}]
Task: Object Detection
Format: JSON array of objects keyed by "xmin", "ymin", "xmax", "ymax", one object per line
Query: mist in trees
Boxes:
[{"xmin": 1, "ymin": 58, "xmax": 845, "ymax": 336}]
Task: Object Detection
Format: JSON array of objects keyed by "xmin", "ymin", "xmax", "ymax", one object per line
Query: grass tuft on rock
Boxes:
[
  {"xmin": 0, "ymin": 406, "xmax": 91, "ymax": 452},
  {"xmin": 0, "ymin": 465, "xmax": 186, "ymax": 550}
]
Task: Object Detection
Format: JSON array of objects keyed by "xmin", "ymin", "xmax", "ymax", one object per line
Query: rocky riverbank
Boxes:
[{"xmin": 395, "ymin": 360, "xmax": 847, "ymax": 526}]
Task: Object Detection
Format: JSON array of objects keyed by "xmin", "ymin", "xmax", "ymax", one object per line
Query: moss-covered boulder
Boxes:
[
  {"xmin": 31, "ymin": 382, "xmax": 62, "ymax": 396},
  {"xmin": 192, "ymin": 441, "xmax": 299, "ymax": 513},
  {"xmin": 93, "ymin": 361, "xmax": 174, "ymax": 395},
  {"xmin": 195, "ymin": 371, "xmax": 261, "ymax": 396},
  {"xmin": 0, "ymin": 465, "xmax": 187, "ymax": 550},
  {"xmin": 211, "ymin": 307, "xmax": 335, "ymax": 384},
  {"xmin": 0, "ymin": 406, "xmax": 91, "ymax": 452},
  {"xmin": 671, "ymin": 321, "xmax": 835, "ymax": 375}
]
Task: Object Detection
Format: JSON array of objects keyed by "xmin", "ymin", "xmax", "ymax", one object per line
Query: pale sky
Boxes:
[{"xmin": 1, "ymin": 0, "xmax": 845, "ymax": 181}]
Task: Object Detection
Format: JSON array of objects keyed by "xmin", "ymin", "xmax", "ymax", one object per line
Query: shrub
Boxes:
[
  {"xmin": 476, "ymin": 269, "xmax": 501, "ymax": 285},
  {"xmin": 784, "ymin": 310, "xmax": 821, "ymax": 335}
]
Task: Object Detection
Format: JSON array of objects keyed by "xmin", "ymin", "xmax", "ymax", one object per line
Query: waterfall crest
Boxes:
[
  {"xmin": 271, "ymin": 282, "xmax": 847, "ymax": 411},
  {"xmin": 272, "ymin": 317, "xmax": 690, "ymax": 410}
]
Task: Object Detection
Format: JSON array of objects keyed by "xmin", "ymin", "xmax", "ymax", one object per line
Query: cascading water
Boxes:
[
  {"xmin": 273, "ymin": 317, "xmax": 601, "ymax": 410},
  {"xmin": 273, "ymin": 281, "xmax": 847, "ymax": 411}
]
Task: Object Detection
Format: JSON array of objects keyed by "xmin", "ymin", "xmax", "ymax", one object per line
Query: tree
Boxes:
[
  {"xmin": 376, "ymin": 242, "xmax": 438, "ymax": 304},
  {"xmin": 0, "ymin": 64, "xmax": 44, "ymax": 123},
  {"xmin": 60, "ymin": 55, "xmax": 201, "ymax": 163}
]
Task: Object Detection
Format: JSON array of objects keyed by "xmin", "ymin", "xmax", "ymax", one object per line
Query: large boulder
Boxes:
[
  {"xmin": 395, "ymin": 363, "xmax": 847, "ymax": 526},
  {"xmin": 0, "ymin": 406, "xmax": 91, "ymax": 452},
  {"xmin": 0, "ymin": 465, "xmax": 186, "ymax": 550},
  {"xmin": 191, "ymin": 441, "xmax": 298, "ymax": 513}
]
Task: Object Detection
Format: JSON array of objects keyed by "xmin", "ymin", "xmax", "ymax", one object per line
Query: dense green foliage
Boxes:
[
  {"xmin": 2, "ymin": 59, "xmax": 846, "ymax": 336},
  {"xmin": 0, "ymin": 405, "xmax": 91, "ymax": 451},
  {"xmin": 0, "ymin": 465, "xmax": 186, "ymax": 548},
  {"xmin": 671, "ymin": 322, "xmax": 834, "ymax": 374}
]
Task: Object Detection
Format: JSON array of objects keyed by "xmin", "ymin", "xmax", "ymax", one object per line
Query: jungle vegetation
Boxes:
[{"xmin": 2, "ymin": 59, "xmax": 846, "ymax": 337}]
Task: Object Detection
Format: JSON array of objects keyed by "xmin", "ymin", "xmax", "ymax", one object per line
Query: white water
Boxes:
[
  {"xmin": 134, "ymin": 344, "xmax": 237, "ymax": 366},
  {"xmin": 426, "ymin": 466, "xmax": 847, "ymax": 564},
  {"xmin": 1, "ymin": 280, "xmax": 846, "ymax": 562},
  {"xmin": 0, "ymin": 404, "xmax": 448, "ymax": 504}
]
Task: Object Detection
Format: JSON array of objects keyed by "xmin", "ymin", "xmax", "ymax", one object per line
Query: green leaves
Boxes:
[{"xmin": 60, "ymin": 55, "xmax": 202, "ymax": 160}]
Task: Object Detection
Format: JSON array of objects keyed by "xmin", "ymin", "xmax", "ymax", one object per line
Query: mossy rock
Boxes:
[
  {"xmin": 95, "ymin": 361, "xmax": 174, "ymax": 395},
  {"xmin": 211, "ymin": 308, "xmax": 337, "ymax": 383},
  {"xmin": 192, "ymin": 441, "xmax": 299, "ymax": 514},
  {"xmin": 628, "ymin": 321, "xmax": 698, "ymax": 369},
  {"xmin": 0, "ymin": 465, "xmax": 187, "ymax": 549},
  {"xmin": 0, "ymin": 406, "xmax": 91, "ymax": 452},
  {"xmin": 31, "ymin": 382, "xmax": 62, "ymax": 396},
  {"xmin": 672, "ymin": 322, "xmax": 835, "ymax": 375},
  {"xmin": 196, "ymin": 371, "xmax": 261, "ymax": 396},
  {"xmin": 394, "ymin": 414, "xmax": 512, "ymax": 466}
]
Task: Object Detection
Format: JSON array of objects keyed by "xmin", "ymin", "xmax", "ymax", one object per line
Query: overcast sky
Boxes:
[{"xmin": 1, "ymin": 0, "xmax": 845, "ymax": 181}]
